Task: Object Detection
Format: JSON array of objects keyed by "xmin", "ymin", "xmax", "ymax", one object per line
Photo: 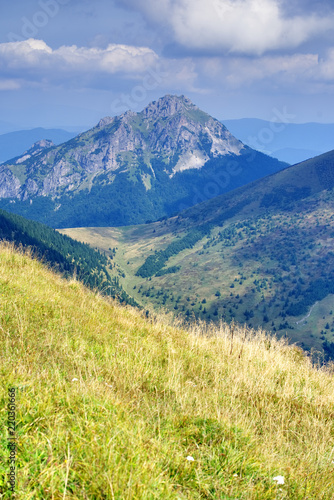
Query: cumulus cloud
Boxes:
[
  {"xmin": 0, "ymin": 39, "xmax": 158, "ymax": 84},
  {"xmin": 223, "ymin": 53, "xmax": 319, "ymax": 87},
  {"xmin": 0, "ymin": 38, "xmax": 203, "ymax": 96},
  {"xmin": 117, "ymin": 0, "xmax": 334, "ymax": 56},
  {"xmin": 195, "ymin": 49, "xmax": 334, "ymax": 96}
]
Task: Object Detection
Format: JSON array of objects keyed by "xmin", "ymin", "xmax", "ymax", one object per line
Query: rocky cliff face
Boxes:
[
  {"xmin": 0, "ymin": 95, "xmax": 245, "ymax": 200},
  {"xmin": 0, "ymin": 95, "xmax": 285, "ymax": 228}
]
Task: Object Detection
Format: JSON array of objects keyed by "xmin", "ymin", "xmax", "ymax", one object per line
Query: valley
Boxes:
[
  {"xmin": 0, "ymin": 208, "xmax": 136, "ymax": 306},
  {"xmin": 62, "ymin": 150, "xmax": 334, "ymax": 356},
  {"xmin": 2, "ymin": 0, "xmax": 334, "ymax": 496},
  {"xmin": 2, "ymin": 96, "xmax": 334, "ymax": 357}
]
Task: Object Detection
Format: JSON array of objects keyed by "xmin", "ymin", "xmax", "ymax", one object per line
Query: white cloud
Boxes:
[
  {"xmin": 2, "ymin": 36, "xmax": 334, "ymax": 105},
  {"xmin": 0, "ymin": 39, "xmax": 203, "ymax": 96},
  {"xmin": 0, "ymin": 79, "xmax": 21, "ymax": 90},
  {"xmin": 224, "ymin": 53, "xmax": 319, "ymax": 87},
  {"xmin": 0, "ymin": 39, "xmax": 158, "ymax": 80},
  {"xmin": 161, "ymin": 58, "xmax": 200, "ymax": 91},
  {"xmin": 118, "ymin": 0, "xmax": 334, "ymax": 56},
  {"xmin": 317, "ymin": 49, "xmax": 334, "ymax": 81},
  {"xmin": 195, "ymin": 49, "xmax": 334, "ymax": 96}
]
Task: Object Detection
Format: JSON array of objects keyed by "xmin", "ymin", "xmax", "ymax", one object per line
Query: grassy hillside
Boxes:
[
  {"xmin": 61, "ymin": 150, "xmax": 334, "ymax": 354},
  {"xmin": 1, "ymin": 243, "xmax": 334, "ymax": 498},
  {"xmin": 0, "ymin": 208, "xmax": 136, "ymax": 306}
]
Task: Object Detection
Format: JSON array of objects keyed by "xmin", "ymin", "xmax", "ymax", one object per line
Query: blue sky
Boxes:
[{"xmin": 1, "ymin": 0, "xmax": 334, "ymax": 131}]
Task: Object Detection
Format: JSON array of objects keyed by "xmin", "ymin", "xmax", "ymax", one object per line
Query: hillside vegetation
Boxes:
[
  {"xmin": 0, "ymin": 208, "xmax": 136, "ymax": 306},
  {"xmin": 62, "ymin": 150, "xmax": 334, "ymax": 354},
  {"xmin": 1, "ymin": 243, "xmax": 334, "ymax": 498}
]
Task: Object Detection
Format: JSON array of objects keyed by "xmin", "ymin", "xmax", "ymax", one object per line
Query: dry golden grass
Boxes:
[{"xmin": 0, "ymin": 242, "xmax": 334, "ymax": 499}]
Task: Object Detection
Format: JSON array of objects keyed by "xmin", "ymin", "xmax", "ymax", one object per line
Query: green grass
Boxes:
[
  {"xmin": 61, "ymin": 184, "xmax": 334, "ymax": 353},
  {"xmin": 1, "ymin": 242, "xmax": 334, "ymax": 498},
  {"xmin": 6, "ymin": 164, "xmax": 27, "ymax": 185}
]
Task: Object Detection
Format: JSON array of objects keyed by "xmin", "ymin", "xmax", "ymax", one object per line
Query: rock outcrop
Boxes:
[{"xmin": 0, "ymin": 95, "xmax": 244, "ymax": 200}]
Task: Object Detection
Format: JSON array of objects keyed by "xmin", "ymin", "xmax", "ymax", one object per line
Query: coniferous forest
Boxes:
[{"xmin": 0, "ymin": 209, "xmax": 136, "ymax": 306}]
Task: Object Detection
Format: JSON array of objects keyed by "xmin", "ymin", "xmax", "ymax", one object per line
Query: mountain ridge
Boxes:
[
  {"xmin": 0, "ymin": 95, "xmax": 286, "ymax": 228},
  {"xmin": 0, "ymin": 207, "xmax": 136, "ymax": 306},
  {"xmin": 1, "ymin": 95, "xmax": 245, "ymax": 198},
  {"xmin": 0, "ymin": 127, "xmax": 76, "ymax": 164},
  {"xmin": 62, "ymin": 148, "xmax": 334, "ymax": 354}
]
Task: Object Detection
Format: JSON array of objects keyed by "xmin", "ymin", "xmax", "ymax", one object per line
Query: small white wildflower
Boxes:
[
  {"xmin": 273, "ymin": 476, "xmax": 285, "ymax": 485},
  {"xmin": 72, "ymin": 378, "xmax": 79, "ymax": 382},
  {"xmin": 233, "ymin": 473, "xmax": 238, "ymax": 477},
  {"xmin": 186, "ymin": 456, "xmax": 194, "ymax": 462}
]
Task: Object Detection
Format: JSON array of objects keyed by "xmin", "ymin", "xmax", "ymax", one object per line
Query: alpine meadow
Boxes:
[
  {"xmin": 1, "ymin": 242, "xmax": 334, "ymax": 499},
  {"xmin": 2, "ymin": 0, "xmax": 334, "ymax": 497}
]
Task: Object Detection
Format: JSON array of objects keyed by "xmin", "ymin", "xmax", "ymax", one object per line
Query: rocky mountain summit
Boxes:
[
  {"xmin": 1, "ymin": 95, "xmax": 243, "ymax": 199},
  {"xmin": 14, "ymin": 139, "xmax": 55, "ymax": 164},
  {"xmin": 0, "ymin": 95, "xmax": 285, "ymax": 227}
]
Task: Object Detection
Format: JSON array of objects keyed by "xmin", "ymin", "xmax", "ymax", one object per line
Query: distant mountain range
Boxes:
[
  {"xmin": 223, "ymin": 118, "xmax": 334, "ymax": 164},
  {"xmin": 2, "ymin": 117, "xmax": 333, "ymax": 168},
  {"xmin": 0, "ymin": 127, "xmax": 77, "ymax": 164},
  {"xmin": 0, "ymin": 95, "xmax": 285, "ymax": 228},
  {"xmin": 63, "ymin": 149, "xmax": 334, "ymax": 355}
]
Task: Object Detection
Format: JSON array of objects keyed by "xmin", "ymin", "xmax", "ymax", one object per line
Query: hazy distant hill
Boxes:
[
  {"xmin": 0, "ymin": 95, "xmax": 285, "ymax": 228},
  {"xmin": 63, "ymin": 149, "xmax": 334, "ymax": 353},
  {"xmin": 0, "ymin": 127, "xmax": 76, "ymax": 164},
  {"xmin": 224, "ymin": 118, "xmax": 334, "ymax": 164},
  {"xmin": 0, "ymin": 119, "xmax": 18, "ymax": 135}
]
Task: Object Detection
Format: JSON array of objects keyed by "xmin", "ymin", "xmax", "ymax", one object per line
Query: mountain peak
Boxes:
[
  {"xmin": 30, "ymin": 139, "xmax": 55, "ymax": 150},
  {"xmin": 141, "ymin": 94, "xmax": 197, "ymax": 119},
  {"xmin": 0, "ymin": 93, "xmax": 285, "ymax": 227},
  {"xmin": 96, "ymin": 95, "xmax": 200, "ymax": 129},
  {"xmin": 97, "ymin": 116, "xmax": 114, "ymax": 128},
  {"xmin": 14, "ymin": 139, "xmax": 55, "ymax": 165}
]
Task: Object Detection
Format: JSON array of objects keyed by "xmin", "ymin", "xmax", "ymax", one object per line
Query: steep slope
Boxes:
[
  {"xmin": 1, "ymin": 243, "xmax": 334, "ymax": 498},
  {"xmin": 0, "ymin": 95, "xmax": 285, "ymax": 227},
  {"xmin": 0, "ymin": 208, "xmax": 135, "ymax": 305},
  {"xmin": 0, "ymin": 127, "xmax": 76, "ymax": 164},
  {"xmin": 62, "ymin": 150, "xmax": 334, "ymax": 353}
]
